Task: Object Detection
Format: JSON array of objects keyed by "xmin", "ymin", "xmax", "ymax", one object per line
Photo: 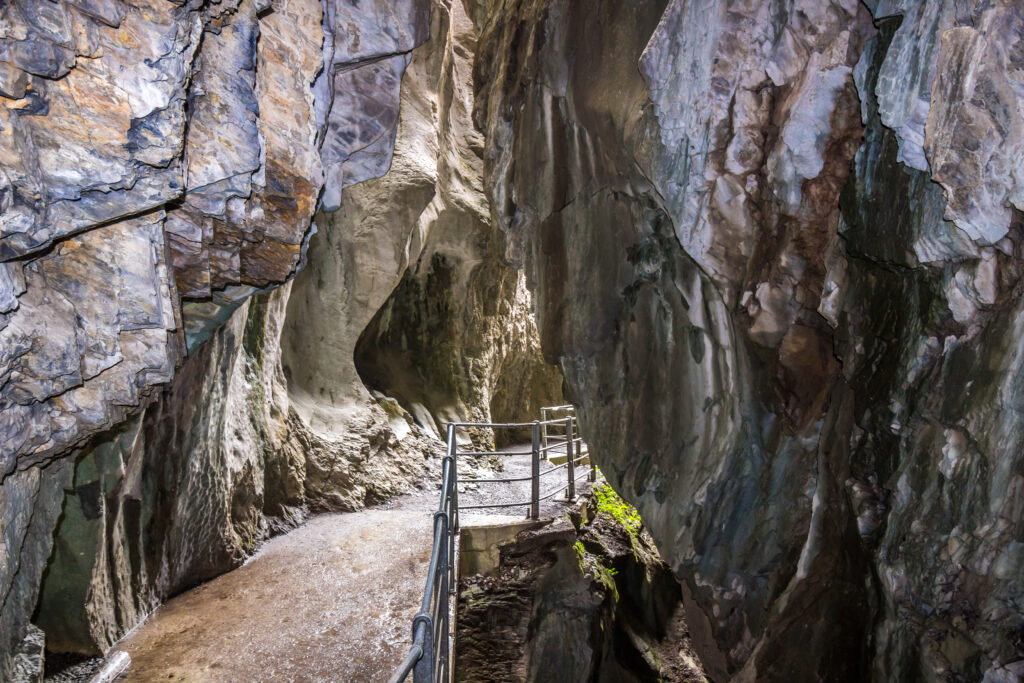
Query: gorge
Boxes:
[{"xmin": 2, "ymin": 0, "xmax": 1024, "ymax": 681}]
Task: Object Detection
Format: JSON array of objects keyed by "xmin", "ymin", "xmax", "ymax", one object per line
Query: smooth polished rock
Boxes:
[{"xmin": 472, "ymin": 0, "xmax": 1024, "ymax": 679}]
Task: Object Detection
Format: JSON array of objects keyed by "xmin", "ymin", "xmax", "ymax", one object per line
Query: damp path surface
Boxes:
[{"xmin": 112, "ymin": 509, "xmax": 431, "ymax": 682}]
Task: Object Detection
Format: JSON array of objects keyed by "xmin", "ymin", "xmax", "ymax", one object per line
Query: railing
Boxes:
[
  {"xmin": 389, "ymin": 423, "xmax": 459, "ymax": 683},
  {"xmin": 389, "ymin": 406, "xmax": 592, "ymax": 682},
  {"xmin": 540, "ymin": 403, "xmax": 575, "ymax": 461}
]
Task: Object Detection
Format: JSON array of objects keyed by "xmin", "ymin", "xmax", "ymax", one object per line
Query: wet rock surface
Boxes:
[
  {"xmin": 456, "ymin": 490, "xmax": 706, "ymax": 682},
  {"xmin": 471, "ymin": 0, "xmax": 1024, "ymax": 680},
  {"xmin": 108, "ymin": 509, "xmax": 432, "ymax": 682}
]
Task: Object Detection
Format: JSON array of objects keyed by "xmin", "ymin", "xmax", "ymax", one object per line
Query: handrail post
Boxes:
[
  {"xmin": 447, "ymin": 424, "xmax": 458, "ymax": 595},
  {"xmin": 566, "ymin": 416, "xmax": 575, "ymax": 500},
  {"xmin": 589, "ymin": 420, "xmax": 597, "ymax": 482},
  {"xmin": 412, "ymin": 613, "xmax": 434, "ymax": 683},
  {"xmin": 530, "ymin": 421, "xmax": 540, "ymax": 520},
  {"xmin": 540, "ymin": 408, "xmax": 549, "ymax": 461}
]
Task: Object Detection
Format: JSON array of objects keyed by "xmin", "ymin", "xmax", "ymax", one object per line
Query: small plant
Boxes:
[
  {"xmin": 573, "ymin": 540, "xmax": 586, "ymax": 572},
  {"xmin": 592, "ymin": 483, "xmax": 642, "ymax": 537}
]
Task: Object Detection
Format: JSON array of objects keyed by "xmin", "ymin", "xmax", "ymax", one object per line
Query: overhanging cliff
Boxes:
[{"xmin": 471, "ymin": 0, "xmax": 1024, "ymax": 679}]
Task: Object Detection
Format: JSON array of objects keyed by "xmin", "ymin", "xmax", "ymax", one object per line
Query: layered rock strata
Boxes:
[
  {"xmin": 0, "ymin": 0, "xmax": 429, "ymax": 474},
  {"xmin": 472, "ymin": 0, "xmax": 1024, "ymax": 679}
]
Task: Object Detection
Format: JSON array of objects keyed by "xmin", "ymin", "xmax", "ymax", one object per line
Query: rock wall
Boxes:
[
  {"xmin": 284, "ymin": 0, "xmax": 561, "ymax": 449},
  {"xmin": 31, "ymin": 286, "xmax": 434, "ymax": 658},
  {"xmin": 2, "ymin": 0, "xmax": 561, "ymax": 676},
  {"xmin": 0, "ymin": 0, "xmax": 432, "ymax": 474},
  {"xmin": 1, "ymin": 0, "xmax": 435, "ymax": 675},
  {"xmin": 472, "ymin": 0, "xmax": 1024, "ymax": 680}
]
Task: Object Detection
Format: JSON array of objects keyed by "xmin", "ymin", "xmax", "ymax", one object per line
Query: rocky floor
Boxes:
[{"xmin": 456, "ymin": 491, "xmax": 707, "ymax": 682}]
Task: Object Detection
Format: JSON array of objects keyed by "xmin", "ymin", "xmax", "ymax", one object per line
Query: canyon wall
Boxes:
[
  {"xmin": 4, "ymin": 0, "xmax": 1020, "ymax": 679},
  {"xmin": 472, "ymin": 0, "xmax": 1024, "ymax": 680},
  {"xmin": 1, "ymin": 0, "xmax": 558, "ymax": 677},
  {"xmin": 1, "ymin": 0, "xmax": 433, "ymax": 673}
]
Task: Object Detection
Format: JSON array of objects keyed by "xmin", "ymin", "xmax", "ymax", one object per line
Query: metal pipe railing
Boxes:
[
  {"xmin": 567, "ymin": 415, "xmax": 576, "ymax": 500},
  {"xmin": 530, "ymin": 421, "xmax": 540, "ymax": 520},
  {"xmin": 392, "ymin": 424, "xmax": 459, "ymax": 683},
  {"xmin": 392, "ymin": 407, "xmax": 592, "ymax": 682}
]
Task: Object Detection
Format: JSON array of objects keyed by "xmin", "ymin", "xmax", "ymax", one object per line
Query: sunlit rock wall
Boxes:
[
  {"xmin": 0, "ymin": 0, "xmax": 431, "ymax": 676},
  {"xmin": 349, "ymin": 1, "xmax": 562, "ymax": 446},
  {"xmin": 472, "ymin": 0, "xmax": 1024, "ymax": 680},
  {"xmin": 284, "ymin": 0, "xmax": 560, "ymax": 450}
]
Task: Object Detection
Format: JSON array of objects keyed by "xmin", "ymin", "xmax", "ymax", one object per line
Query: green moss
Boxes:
[
  {"xmin": 376, "ymin": 396, "xmax": 408, "ymax": 420},
  {"xmin": 592, "ymin": 483, "xmax": 642, "ymax": 538},
  {"xmin": 594, "ymin": 561, "xmax": 620, "ymax": 602},
  {"xmin": 574, "ymin": 540, "xmax": 619, "ymax": 602}
]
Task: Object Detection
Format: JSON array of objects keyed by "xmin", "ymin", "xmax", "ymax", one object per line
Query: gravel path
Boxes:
[{"xmin": 380, "ymin": 440, "xmax": 594, "ymax": 520}]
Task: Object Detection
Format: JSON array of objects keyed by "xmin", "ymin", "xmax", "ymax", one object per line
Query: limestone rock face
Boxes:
[
  {"xmin": 0, "ymin": 0, "xmax": 432, "ymax": 676},
  {"xmin": 472, "ymin": 0, "xmax": 1024, "ymax": 679},
  {"xmin": 0, "ymin": 0, "xmax": 430, "ymax": 475},
  {"xmin": 284, "ymin": 0, "xmax": 561, "ymax": 449},
  {"xmin": 349, "ymin": 1, "xmax": 562, "ymax": 445}
]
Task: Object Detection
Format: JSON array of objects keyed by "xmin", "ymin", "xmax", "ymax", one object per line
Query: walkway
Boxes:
[
  {"xmin": 104, "ymin": 440, "xmax": 584, "ymax": 681},
  {"xmin": 111, "ymin": 510, "xmax": 431, "ymax": 682}
]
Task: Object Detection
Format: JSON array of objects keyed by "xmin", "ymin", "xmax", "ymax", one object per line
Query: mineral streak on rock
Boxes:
[
  {"xmin": 472, "ymin": 0, "xmax": 1024, "ymax": 680},
  {"xmin": 0, "ymin": 0, "xmax": 430, "ymax": 473}
]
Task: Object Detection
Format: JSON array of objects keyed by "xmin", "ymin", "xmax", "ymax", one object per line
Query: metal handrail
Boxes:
[
  {"xmin": 449, "ymin": 418, "xmax": 572, "ymax": 428},
  {"xmin": 458, "ymin": 499, "xmax": 534, "ymax": 510},
  {"xmin": 457, "ymin": 449, "xmax": 533, "ymax": 457},
  {"xmin": 465, "ymin": 474, "xmax": 534, "ymax": 484},
  {"xmin": 392, "ymin": 424, "xmax": 459, "ymax": 683},
  {"xmin": 391, "ymin": 408, "xmax": 595, "ymax": 682}
]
